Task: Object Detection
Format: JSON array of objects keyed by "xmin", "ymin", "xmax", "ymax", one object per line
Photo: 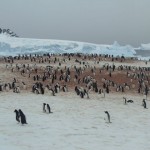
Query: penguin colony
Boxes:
[
  {"xmin": 0, "ymin": 53, "xmax": 149, "ymax": 98},
  {"xmin": 0, "ymin": 53, "xmax": 149, "ymax": 125}
]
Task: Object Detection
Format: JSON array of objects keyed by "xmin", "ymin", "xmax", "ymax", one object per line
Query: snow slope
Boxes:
[
  {"xmin": 0, "ymin": 93, "xmax": 150, "ymax": 150},
  {"xmin": 0, "ymin": 34, "xmax": 136, "ymax": 57}
]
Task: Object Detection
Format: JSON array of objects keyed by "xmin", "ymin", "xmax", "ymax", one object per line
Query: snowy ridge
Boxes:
[{"xmin": 0, "ymin": 34, "xmax": 136, "ymax": 57}]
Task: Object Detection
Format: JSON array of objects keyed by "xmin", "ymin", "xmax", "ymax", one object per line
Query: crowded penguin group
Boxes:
[
  {"xmin": 1, "ymin": 53, "xmax": 149, "ymax": 126},
  {"xmin": 1, "ymin": 53, "xmax": 150, "ymax": 99}
]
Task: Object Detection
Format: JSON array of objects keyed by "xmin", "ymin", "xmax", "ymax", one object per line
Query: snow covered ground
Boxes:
[
  {"xmin": 0, "ymin": 92, "xmax": 150, "ymax": 150},
  {"xmin": 0, "ymin": 32, "xmax": 150, "ymax": 149}
]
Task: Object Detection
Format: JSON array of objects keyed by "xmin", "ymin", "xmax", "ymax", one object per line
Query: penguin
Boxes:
[
  {"xmin": 84, "ymin": 89, "xmax": 89, "ymax": 99},
  {"xmin": 14, "ymin": 109, "xmax": 20, "ymax": 123},
  {"xmin": 142, "ymin": 99, "xmax": 148, "ymax": 109},
  {"xmin": 127, "ymin": 99, "xmax": 134, "ymax": 103},
  {"xmin": 50, "ymin": 89, "xmax": 55, "ymax": 96},
  {"xmin": 43, "ymin": 103, "xmax": 46, "ymax": 112},
  {"xmin": 47, "ymin": 104, "xmax": 53, "ymax": 113},
  {"xmin": 104, "ymin": 111, "xmax": 111, "ymax": 123},
  {"xmin": 123, "ymin": 97, "xmax": 127, "ymax": 105},
  {"xmin": 18, "ymin": 109, "xmax": 27, "ymax": 124},
  {"xmin": 80, "ymin": 91, "xmax": 84, "ymax": 98},
  {"xmin": 62, "ymin": 85, "xmax": 67, "ymax": 92},
  {"xmin": 123, "ymin": 97, "xmax": 133, "ymax": 103},
  {"xmin": 41, "ymin": 86, "xmax": 44, "ymax": 94}
]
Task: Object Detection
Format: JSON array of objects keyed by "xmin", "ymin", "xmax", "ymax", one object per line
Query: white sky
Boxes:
[{"xmin": 0, "ymin": 0, "xmax": 150, "ymax": 46}]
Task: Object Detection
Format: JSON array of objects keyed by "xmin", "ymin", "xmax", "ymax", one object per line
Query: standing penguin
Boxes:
[
  {"xmin": 47, "ymin": 104, "xmax": 53, "ymax": 113},
  {"xmin": 18, "ymin": 109, "xmax": 27, "ymax": 124},
  {"xmin": 43, "ymin": 103, "xmax": 46, "ymax": 112},
  {"xmin": 14, "ymin": 109, "xmax": 20, "ymax": 123},
  {"xmin": 142, "ymin": 99, "xmax": 148, "ymax": 109},
  {"xmin": 123, "ymin": 97, "xmax": 127, "ymax": 105},
  {"xmin": 104, "ymin": 111, "xmax": 111, "ymax": 123}
]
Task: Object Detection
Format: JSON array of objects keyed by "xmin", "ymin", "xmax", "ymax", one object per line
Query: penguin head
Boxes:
[
  {"xmin": 18, "ymin": 109, "xmax": 22, "ymax": 113},
  {"xmin": 104, "ymin": 111, "xmax": 108, "ymax": 114},
  {"xmin": 14, "ymin": 109, "xmax": 17, "ymax": 113}
]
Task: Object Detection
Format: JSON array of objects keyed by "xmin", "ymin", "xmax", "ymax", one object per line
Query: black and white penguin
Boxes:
[
  {"xmin": 104, "ymin": 111, "xmax": 111, "ymax": 123},
  {"xmin": 62, "ymin": 85, "xmax": 67, "ymax": 92},
  {"xmin": 123, "ymin": 97, "xmax": 127, "ymax": 105},
  {"xmin": 127, "ymin": 99, "xmax": 134, "ymax": 103},
  {"xmin": 14, "ymin": 109, "xmax": 20, "ymax": 123},
  {"xmin": 123, "ymin": 97, "xmax": 134, "ymax": 104},
  {"xmin": 50, "ymin": 89, "xmax": 55, "ymax": 96},
  {"xmin": 47, "ymin": 104, "xmax": 53, "ymax": 113},
  {"xmin": 43, "ymin": 103, "xmax": 46, "ymax": 112},
  {"xmin": 18, "ymin": 109, "xmax": 27, "ymax": 124},
  {"xmin": 142, "ymin": 99, "xmax": 147, "ymax": 109}
]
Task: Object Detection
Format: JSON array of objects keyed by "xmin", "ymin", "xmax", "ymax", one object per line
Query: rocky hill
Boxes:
[{"xmin": 0, "ymin": 28, "xmax": 18, "ymax": 37}]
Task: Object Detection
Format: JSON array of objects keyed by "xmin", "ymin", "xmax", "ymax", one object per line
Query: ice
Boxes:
[{"xmin": 0, "ymin": 34, "xmax": 136, "ymax": 57}]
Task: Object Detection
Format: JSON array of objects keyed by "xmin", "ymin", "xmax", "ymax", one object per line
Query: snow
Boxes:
[
  {"xmin": 141, "ymin": 43, "xmax": 150, "ymax": 50},
  {"xmin": 0, "ymin": 33, "xmax": 150, "ymax": 150},
  {"xmin": 0, "ymin": 92, "xmax": 150, "ymax": 150},
  {"xmin": 0, "ymin": 34, "xmax": 136, "ymax": 57}
]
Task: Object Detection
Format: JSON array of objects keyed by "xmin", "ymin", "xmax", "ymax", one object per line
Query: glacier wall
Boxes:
[{"xmin": 0, "ymin": 34, "xmax": 136, "ymax": 57}]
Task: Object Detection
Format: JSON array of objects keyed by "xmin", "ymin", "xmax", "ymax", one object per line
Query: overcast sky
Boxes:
[{"xmin": 0, "ymin": 0, "xmax": 150, "ymax": 46}]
